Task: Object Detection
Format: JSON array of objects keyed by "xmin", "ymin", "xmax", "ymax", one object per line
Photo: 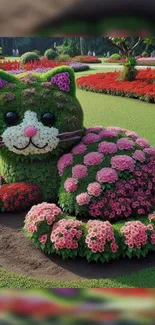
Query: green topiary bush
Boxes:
[
  {"xmin": 20, "ymin": 52, "xmax": 40, "ymax": 64},
  {"xmin": 120, "ymin": 57, "xmax": 137, "ymax": 81},
  {"xmin": 57, "ymin": 54, "xmax": 71, "ymax": 61},
  {"xmin": 44, "ymin": 49, "xmax": 57, "ymax": 60},
  {"xmin": 32, "ymin": 50, "xmax": 41, "ymax": 56},
  {"xmin": 141, "ymin": 51, "xmax": 149, "ymax": 58},
  {"xmin": 109, "ymin": 53, "xmax": 121, "ymax": 60}
]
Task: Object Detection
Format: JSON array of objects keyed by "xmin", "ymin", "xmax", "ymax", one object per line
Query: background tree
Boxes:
[{"xmin": 107, "ymin": 37, "xmax": 142, "ymax": 57}]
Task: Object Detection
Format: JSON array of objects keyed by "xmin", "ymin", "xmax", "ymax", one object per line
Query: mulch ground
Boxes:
[{"xmin": 1, "ymin": 211, "xmax": 155, "ymax": 283}]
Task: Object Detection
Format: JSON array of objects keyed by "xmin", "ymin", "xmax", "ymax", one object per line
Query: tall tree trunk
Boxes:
[{"xmin": 80, "ymin": 37, "xmax": 85, "ymax": 55}]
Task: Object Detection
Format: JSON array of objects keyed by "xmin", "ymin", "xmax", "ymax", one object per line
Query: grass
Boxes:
[{"xmin": 1, "ymin": 265, "xmax": 155, "ymax": 288}]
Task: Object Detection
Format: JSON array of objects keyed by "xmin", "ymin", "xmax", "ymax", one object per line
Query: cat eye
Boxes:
[
  {"xmin": 5, "ymin": 112, "xmax": 19, "ymax": 127},
  {"xmin": 41, "ymin": 113, "xmax": 56, "ymax": 127}
]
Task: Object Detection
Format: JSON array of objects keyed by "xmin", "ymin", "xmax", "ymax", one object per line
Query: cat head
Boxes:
[{"xmin": 0, "ymin": 66, "xmax": 84, "ymax": 160}]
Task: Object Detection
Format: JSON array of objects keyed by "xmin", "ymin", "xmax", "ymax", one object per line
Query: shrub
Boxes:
[
  {"xmin": 32, "ymin": 50, "xmax": 41, "ymax": 56},
  {"xmin": 57, "ymin": 54, "xmax": 71, "ymax": 61},
  {"xmin": 20, "ymin": 52, "xmax": 40, "ymax": 64},
  {"xmin": 141, "ymin": 51, "xmax": 149, "ymax": 58},
  {"xmin": 109, "ymin": 53, "xmax": 121, "ymax": 60},
  {"xmin": 44, "ymin": 49, "xmax": 57, "ymax": 60},
  {"xmin": 0, "ymin": 183, "xmax": 42, "ymax": 212},
  {"xmin": 120, "ymin": 57, "xmax": 137, "ymax": 81}
]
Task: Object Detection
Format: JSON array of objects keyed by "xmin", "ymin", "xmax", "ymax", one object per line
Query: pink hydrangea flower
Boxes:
[
  {"xmin": 82, "ymin": 133, "xmax": 100, "ymax": 144},
  {"xmin": 120, "ymin": 221, "xmax": 148, "ymax": 249},
  {"xmin": 136, "ymin": 138, "xmax": 149, "ymax": 148},
  {"xmin": 111, "ymin": 155, "xmax": 135, "ymax": 171},
  {"xmin": 84, "ymin": 152, "xmax": 104, "ymax": 166},
  {"xmin": 96, "ymin": 168, "xmax": 118, "ymax": 183},
  {"xmin": 99, "ymin": 129, "xmax": 119, "ymax": 139},
  {"xmin": 98, "ymin": 141, "xmax": 117, "ymax": 154},
  {"xmin": 25, "ymin": 203, "xmax": 62, "ymax": 234},
  {"xmin": 51, "ymin": 219, "xmax": 82, "ymax": 250},
  {"xmin": 132, "ymin": 150, "xmax": 146, "ymax": 163},
  {"xmin": 39, "ymin": 234, "xmax": 48, "ymax": 244},
  {"xmin": 86, "ymin": 126, "xmax": 103, "ymax": 133},
  {"xmin": 87, "ymin": 182, "xmax": 102, "ymax": 197},
  {"xmin": 117, "ymin": 138, "xmax": 134, "ymax": 150},
  {"xmin": 85, "ymin": 220, "xmax": 118, "ymax": 253},
  {"xmin": 71, "ymin": 143, "xmax": 87, "ymax": 155},
  {"xmin": 58, "ymin": 153, "xmax": 73, "ymax": 176},
  {"xmin": 64, "ymin": 178, "xmax": 78, "ymax": 192},
  {"xmin": 144, "ymin": 147, "xmax": 155, "ymax": 155},
  {"xmin": 76, "ymin": 193, "xmax": 90, "ymax": 206},
  {"xmin": 107, "ymin": 126, "xmax": 121, "ymax": 132},
  {"xmin": 125, "ymin": 131, "xmax": 139, "ymax": 139},
  {"xmin": 72, "ymin": 164, "xmax": 88, "ymax": 179}
]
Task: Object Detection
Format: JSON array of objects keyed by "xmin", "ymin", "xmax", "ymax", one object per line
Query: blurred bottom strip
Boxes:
[{"xmin": 0, "ymin": 289, "xmax": 154, "ymax": 324}]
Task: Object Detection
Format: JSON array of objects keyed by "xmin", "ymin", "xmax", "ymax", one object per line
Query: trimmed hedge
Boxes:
[
  {"xmin": 44, "ymin": 49, "xmax": 57, "ymax": 60},
  {"xmin": 20, "ymin": 52, "xmax": 40, "ymax": 64}
]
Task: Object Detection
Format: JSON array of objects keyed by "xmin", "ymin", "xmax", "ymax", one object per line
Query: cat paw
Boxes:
[{"xmin": 0, "ymin": 183, "xmax": 42, "ymax": 212}]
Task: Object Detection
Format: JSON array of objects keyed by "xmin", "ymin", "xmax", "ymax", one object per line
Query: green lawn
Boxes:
[
  {"xmin": 1, "ymin": 65, "xmax": 155, "ymax": 288},
  {"xmin": 1, "ymin": 265, "xmax": 155, "ymax": 288}
]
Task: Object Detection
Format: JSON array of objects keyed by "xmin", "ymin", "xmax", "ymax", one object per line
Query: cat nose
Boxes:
[{"xmin": 24, "ymin": 126, "xmax": 38, "ymax": 138}]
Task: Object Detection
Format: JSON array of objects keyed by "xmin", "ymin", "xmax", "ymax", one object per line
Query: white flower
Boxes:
[{"xmin": 3, "ymin": 110, "xmax": 60, "ymax": 156}]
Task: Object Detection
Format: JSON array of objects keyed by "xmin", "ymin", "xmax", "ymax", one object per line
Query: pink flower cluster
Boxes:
[
  {"xmin": 82, "ymin": 133, "xmax": 100, "ymax": 144},
  {"xmin": 72, "ymin": 164, "xmax": 88, "ymax": 179},
  {"xmin": 58, "ymin": 153, "xmax": 73, "ymax": 176},
  {"xmin": 51, "ymin": 219, "xmax": 82, "ymax": 250},
  {"xmin": 39, "ymin": 234, "xmax": 48, "ymax": 244},
  {"xmin": 136, "ymin": 138, "xmax": 149, "ymax": 148},
  {"xmin": 99, "ymin": 129, "xmax": 119, "ymax": 138},
  {"xmin": 76, "ymin": 193, "xmax": 90, "ymax": 206},
  {"xmin": 111, "ymin": 155, "xmax": 135, "ymax": 171},
  {"xmin": 98, "ymin": 141, "xmax": 117, "ymax": 154},
  {"xmin": 87, "ymin": 182, "xmax": 102, "ymax": 197},
  {"xmin": 25, "ymin": 203, "xmax": 62, "ymax": 235},
  {"xmin": 125, "ymin": 131, "xmax": 139, "ymax": 139},
  {"xmin": 64, "ymin": 178, "xmax": 78, "ymax": 192},
  {"xmin": 72, "ymin": 143, "xmax": 87, "ymax": 155},
  {"xmin": 84, "ymin": 152, "xmax": 103, "ymax": 166},
  {"xmin": 51, "ymin": 72, "xmax": 70, "ymax": 93},
  {"xmin": 144, "ymin": 148, "xmax": 155, "ymax": 155},
  {"xmin": 89, "ymin": 161, "xmax": 155, "ymax": 220},
  {"xmin": 117, "ymin": 138, "xmax": 134, "ymax": 150},
  {"xmin": 120, "ymin": 221, "xmax": 148, "ymax": 249},
  {"xmin": 132, "ymin": 150, "xmax": 146, "ymax": 163},
  {"xmin": 86, "ymin": 126, "xmax": 103, "ymax": 134},
  {"xmin": 96, "ymin": 168, "xmax": 118, "ymax": 184},
  {"xmin": 85, "ymin": 220, "xmax": 118, "ymax": 253}
]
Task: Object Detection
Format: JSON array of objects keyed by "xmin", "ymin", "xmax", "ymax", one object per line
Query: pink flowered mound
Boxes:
[{"xmin": 58, "ymin": 126, "xmax": 155, "ymax": 221}]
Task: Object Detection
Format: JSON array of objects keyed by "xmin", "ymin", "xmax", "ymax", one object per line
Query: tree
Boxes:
[{"xmin": 107, "ymin": 37, "xmax": 142, "ymax": 57}]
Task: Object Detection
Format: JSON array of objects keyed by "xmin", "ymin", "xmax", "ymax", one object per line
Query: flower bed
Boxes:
[
  {"xmin": 137, "ymin": 58, "xmax": 155, "ymax": 66},
  {"xmin": 0, "ymin": 59, "xmax": 89, "ymax": 74},
  {"xmin": 77, "ymin": 68, "xmax": 155, "ymax": 103},
  {"xmin": 74, "ymin": 56, "xmax": 102, "ymax": 63},
  {"xmin": 105, "ymin": 58, "xmax": 125, "ymax": 64},
  {"xmin": 24, "ymin": 202, "xmax": 155, "ymax": 263}
]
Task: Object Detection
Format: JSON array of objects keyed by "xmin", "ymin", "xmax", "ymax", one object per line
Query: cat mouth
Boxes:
[{"xmin": 13, "ymin": 139, "xmax": 48, "ymax": 151}]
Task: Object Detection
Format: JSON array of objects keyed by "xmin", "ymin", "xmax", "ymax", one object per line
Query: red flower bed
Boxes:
[
  {"xmin": 0, "ymin": 59, "xmax": 62, "ymax": 71},
  {"xmin": 105, "ymin": 58, "xmax": 125, "ymax": 64},
  {"xmin": 74, "ymin": 56, "xmax": 102, "ymax": 63},
  {"xmin": 77, "ymin": 68, "xmax": 155, "ymax": 103},
  {"xmin": 0, "ymin": 183, "xmax": 42, "ymax": 212}
]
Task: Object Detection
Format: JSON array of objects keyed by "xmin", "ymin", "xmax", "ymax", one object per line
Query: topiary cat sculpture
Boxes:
[{"xmin": 1, "ymin": 66, "xmax": 155, "ymax": 222}]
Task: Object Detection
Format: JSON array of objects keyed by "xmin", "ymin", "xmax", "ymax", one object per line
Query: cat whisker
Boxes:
[
  {"xmin": 59, "ymin": 136, "xmax": 81, "ymax": 143},
  {"xmin": 57, "ymin": 129, "xmax": 83, "ymax": 138}
]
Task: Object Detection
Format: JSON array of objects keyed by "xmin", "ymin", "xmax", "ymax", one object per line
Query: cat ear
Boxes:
[
  {"xmin": 0, "ymin": 69, "xmax": 20, "ymax": 86},
  {"xmin": 40, "ymin": 66, "xmax": 76, "ymax": 97}
]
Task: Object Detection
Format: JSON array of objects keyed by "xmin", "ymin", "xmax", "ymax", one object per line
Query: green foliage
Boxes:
[
  {"xmin": 0, "ymin": 47, "xmax": 2, "ymax": 55},
  {"xmin": 56, "ymin": 38, "xmax": 80, "ymax": 57},
  {"xmin": 32, "ymin": 50, "xmax": 41, "ymax": 56},
  {"xmin": 120, "ymin": 57, "xmax": 137, "ymax": 81},
  {"xmin": 20, "ymin": 51, "xmax": 40, "ymax": 64},
  {"xmin": 141, "ymin": 51, "xmax": 149, "ymax": 57},
  {"xmin": 44, "ymin": 48, "xmax": 57, "ymax": 60},
  {"xmin": 109, "ymin": 53, "xmax": 121, "ymax": 60},
  {"xmin": 57, "ymin": 54, "xmax": 71, "ymax": 61},
  {"xmin": 0, "ymin": 67, "xmax": 84, "ymax": 202}
]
